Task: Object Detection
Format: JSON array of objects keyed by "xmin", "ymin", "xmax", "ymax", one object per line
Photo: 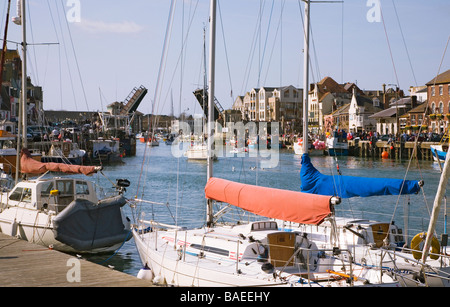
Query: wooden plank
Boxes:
[{"xmin": 0, "ymin": 233, "xmax": 154, "ymax": 287}]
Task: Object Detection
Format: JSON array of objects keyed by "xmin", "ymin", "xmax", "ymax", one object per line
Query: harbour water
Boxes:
[{"xmin": 84, "ymin": 140, "xmax": 449, "ymax": 278}]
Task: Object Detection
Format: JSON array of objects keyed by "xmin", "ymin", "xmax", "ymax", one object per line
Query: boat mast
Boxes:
[
  {"xmin": 421, "ymin": 148, "xmax": 450, "ymax": 263},
  {"xmin": 206, "ymin": 0, "xmax": 216, "ymax": 227},
  {"xmin": 14, "ymin": 0, "xmax": 26, "ymax": 184},
  {"xmin": 302, "ymin": 0, "xmax": 310, "ymax": 153},
  {"xmin": 20, "ymin": 0, "xmax": 27, "ymax": 149}
]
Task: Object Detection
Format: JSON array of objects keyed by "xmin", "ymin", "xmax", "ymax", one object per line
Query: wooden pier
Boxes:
[
  {"xmin": 349, "ymin": 140, "xmax": 440, "ymax": 160},
  {"xmin": 0, "ymin": 233, "xmax": 153, "ymax": 287}
]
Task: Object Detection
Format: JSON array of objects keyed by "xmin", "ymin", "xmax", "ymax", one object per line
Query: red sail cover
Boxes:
[
  {"xmin": 205, "ymin": 177, "xmax": 332, "ymax": 225},
  {"xmin": 21, "ymin": 148, "xmax": 98, "ymax": 176}
]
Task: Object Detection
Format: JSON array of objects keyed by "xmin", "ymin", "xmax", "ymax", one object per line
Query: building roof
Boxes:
[
  {"xmin": 316, "ymin": 76, "xmax": 348, "ymax": 94},
  {"xmin": 426, "ymin": 69, "xmax": 450, "ymax": 85},
  {"xmin": 331, "ymin": 103, "xmax": 350, "ymax": 116},
  {"xmin": 408, "ymin": 101, "xmax": 428, "ymax": 114},
  {"xmin": 370, "ymin": 108, "xmax": 398, "ymax": 118}
]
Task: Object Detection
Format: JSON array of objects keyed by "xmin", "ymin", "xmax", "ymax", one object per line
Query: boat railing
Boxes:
[
  {"xmin": 378, "ymin": 248, "xmax": 450, "ymax": 285},
  {"xmin": 139, "ymin": 219, "xmax": 184, "ymax": 231}
]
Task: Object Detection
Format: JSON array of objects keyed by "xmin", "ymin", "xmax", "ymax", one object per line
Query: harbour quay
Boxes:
[
  {"xmin": 0, "ymin": 233, "xmax": 153, "ymax": 287},
  {"xmin": 349, "ymin": 139, "xmax": 441, "ymax": 160}
]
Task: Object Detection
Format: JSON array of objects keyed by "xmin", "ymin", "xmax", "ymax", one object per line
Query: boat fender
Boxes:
[
  {"xmin": 411, "ymin": 232, "xmax": 440, "ymax": 260},
  {"xmin": 10, "ymin": 219, "xmax": 17, "ymax": 237},
  {"xmin": 153, "ymin": 275, "xmax": 165, "ymax": 285},
  {"xmin": 137, "ymin": 264, "xmax": 153, "ymax": 281}
]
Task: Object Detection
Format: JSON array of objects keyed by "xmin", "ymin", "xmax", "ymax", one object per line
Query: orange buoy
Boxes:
[{"xmin": 381, "ymin": 151, "xmax": 389, "ymax": 159}]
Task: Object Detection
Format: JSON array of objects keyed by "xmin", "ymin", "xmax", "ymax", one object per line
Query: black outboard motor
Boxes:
[{"xmin": 116, "ymin": 179, "xmax": 130, "ymax": 194}]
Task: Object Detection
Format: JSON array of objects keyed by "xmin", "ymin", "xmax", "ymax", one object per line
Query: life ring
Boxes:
[
  {"xmin": 411, "ymin": 232, "xmax": 440, "ymax": 260},
  {"xmin": 298, "ymin": 138, "xmax": 303, "ymax": 146}
]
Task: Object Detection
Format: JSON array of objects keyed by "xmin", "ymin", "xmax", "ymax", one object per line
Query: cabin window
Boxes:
[
  {"xmin": 56, "ymin": 180, "xmax": 74, "ymax": 196},
  {"xmin": 55, "ymin": 180, "xmax": 75, "ymax": 207},
  {"xmin": 40, "ymin": 181, "xmax": 54, "ymax": 198},
  {"xmin": 9, "ymin": 187, "xmax": 32, "ymax": 202},
  {"xmin": 76, "ymin": 181, "xmax": 90, "ymax": 195},
  {"xmin": 251, "ymin": 221, "xmax": 278, "ymax": 231}
]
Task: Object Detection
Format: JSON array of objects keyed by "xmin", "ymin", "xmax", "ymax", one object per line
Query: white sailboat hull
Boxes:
[
  {"xmin": 133, "ymin": 224, "xmax": 398, "ymax": 287},
  {"xmin": 293, "ymin": 142, "xmax": 324, "ymax": 156},
  {"xmin": 185, "ymin": 144, "xmax": 217, "ymax": 160}
]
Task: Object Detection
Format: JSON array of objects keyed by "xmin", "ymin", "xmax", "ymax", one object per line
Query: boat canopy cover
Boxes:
[
  {"xmin": 21, "ymin": 148, "xmax": 98, "ymax": 176},
  {"xmin": 300, "ymin": 153, "xmax": 421, "ymax": 198},
  {"xmin": 205, "ymin": 177, "xmax": 332, "ymax": 225},
  {"xmin": 53, "ymin": 195, "xmax": 130, "ymax": 251}
]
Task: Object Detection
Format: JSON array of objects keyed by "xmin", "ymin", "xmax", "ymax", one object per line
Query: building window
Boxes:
[
  {"xmin": 440, "ymin": 85, "xmax": 443, "ymax": 96},
  {"xmin": 432, "ymin": 87, "xmax": 435, "ymax": 96},
  {"xmin": 431, "ymin": 102, "xmax": 436, "ymax": 114},
  {"xmin": 439, "ymin": 101, "xmax": 444, "ymax": 114},
  {"xmin": 411, "ymin": 114, "xmax": 416, "ymax": 125}
]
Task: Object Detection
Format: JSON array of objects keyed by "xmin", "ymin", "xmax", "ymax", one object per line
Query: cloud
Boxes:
[{"xmin": 75, "ymin": 18, "xmax": 144, "ymax": 34}]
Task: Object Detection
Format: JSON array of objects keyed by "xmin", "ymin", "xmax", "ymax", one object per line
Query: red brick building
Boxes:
[{"xmin": 426, "ymin": 69, "xmax": 450, "ymax": 133}]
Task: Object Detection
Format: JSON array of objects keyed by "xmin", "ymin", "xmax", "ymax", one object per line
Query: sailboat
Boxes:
[
  {"xmin": 184, "ymin": 28, "xmax": 214, "ymax": 161},
  {"xmin": 132, "ymin": 0, "xmax": 399, "ymax": 287},
  {"xmin": 0, "ymin": 0, "xmax": 132, "ymax": 254},
  {"xmin": 297, "ymin": 152, "xmax": 450, "ymax": 286}
]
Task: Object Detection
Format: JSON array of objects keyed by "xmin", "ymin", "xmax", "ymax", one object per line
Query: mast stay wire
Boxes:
[
  {"xmin": 217, "ymin": 0, "xmax": 235, "ymax": 105},
  {"xmin": 391, "ymin": 0, "xmax": 418, "ymax": 87},
  {"xmin": 59, "ymin": 0, "xmax": 90, "ymax": 111}
]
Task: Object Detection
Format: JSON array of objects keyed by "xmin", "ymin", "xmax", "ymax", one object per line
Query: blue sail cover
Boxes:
[{"xmin": 300, "ymin": 154, "xmax": 421, "ymax": 198}]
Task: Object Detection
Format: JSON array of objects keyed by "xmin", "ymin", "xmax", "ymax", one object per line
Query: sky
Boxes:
[{"xmin": 1, "ymin": 0, "xmax": 449, "ymax": 117}]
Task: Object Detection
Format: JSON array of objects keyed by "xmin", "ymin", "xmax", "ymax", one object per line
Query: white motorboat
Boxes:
[{"xmin": 0, "ymin": 149, "xmax": 131, "ymax": 253}]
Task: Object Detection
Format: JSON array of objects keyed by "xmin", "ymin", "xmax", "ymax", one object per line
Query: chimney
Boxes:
[{"xmin": 411, "ymin": 95, "xmax": 417, "ymax": 108}]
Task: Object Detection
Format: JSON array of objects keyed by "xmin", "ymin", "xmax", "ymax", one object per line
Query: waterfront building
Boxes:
[
  {"xmin": 233, "ymin": 85, "xmax": 302, "ymax": 132},
  {"xmin": 348, "ymin": 87, "xmax": 383, "ymax": 134},
  {"xmin": 409, "ymin": 85, "xmax": 428, "ymax": 103},
  {"xmin": 426, "ymin": 69, "xmax": 450, "ymax": 133},
  {"xmin": 0, "ymin": 49, "xmax": 44, "ymax": 127},
  {"xmin": 308, "ymin": 76, "xmax": 351, "ymax": 134},
  {"xmin": 370, "ymin": 96, "xmax": 419, "ymax": 135}
]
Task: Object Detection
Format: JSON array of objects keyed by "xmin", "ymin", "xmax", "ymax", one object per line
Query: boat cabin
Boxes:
[
  {"xmin": 342, "ymin": 219, "xmax": 405, "ymax": 248},
  {"xmin": 5, "ymin": 178, "xmax": 99, "ymax": 214}
]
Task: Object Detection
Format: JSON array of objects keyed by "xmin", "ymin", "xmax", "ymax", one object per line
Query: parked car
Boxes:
[{"xmin": 28, "ymin": 126, "xmax": 52, "ymax": 141}]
